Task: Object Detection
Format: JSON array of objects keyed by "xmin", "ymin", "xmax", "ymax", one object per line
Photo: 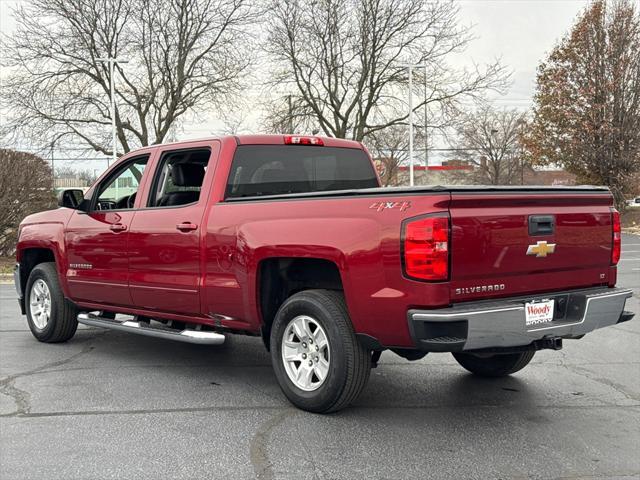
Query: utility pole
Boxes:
[
  {"xmin": 50, "ymin": 140, "xmax": 55, "ymax": 186},
  {"xmin": 97, "ymin": 57, "xmax": 128, "ymax": 167},
  {"xmin": 287, "ymin": 95, "xmax": 294, "ymax": 134}
]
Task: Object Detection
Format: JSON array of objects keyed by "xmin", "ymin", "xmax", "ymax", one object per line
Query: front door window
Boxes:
[{"xmin": 95, "ymin": 157, "xmax": 148, "ymax": 210}]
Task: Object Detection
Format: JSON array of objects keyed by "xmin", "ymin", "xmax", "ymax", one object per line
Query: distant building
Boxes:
[
  {"xmin": 393, "ymin": 164, "xmax": 473, "ymax": 186},
  {"xmin": 54, "ymin": 175, "xmax": 89, "ymax": 193},
  {"xmin": 522, "ymin": 168, "xmax": 576, "ymax": 186}
]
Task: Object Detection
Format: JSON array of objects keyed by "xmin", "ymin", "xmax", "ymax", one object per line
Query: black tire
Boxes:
[
  {"xmin": 270, "ymin": 289, "xmax": 371, "ymax": 413},
  {"xmin": 452, "ymin": 350, "xmax": 535, "ymax": 377},
  {"xmin": 25, "ymin": 262, "xmax": 78, "ymax": 343}
]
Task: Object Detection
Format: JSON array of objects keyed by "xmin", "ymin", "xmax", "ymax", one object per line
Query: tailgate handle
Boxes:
[{"xmin": 529, "ymin": 215, "xmax": 554, "ymax": 236}]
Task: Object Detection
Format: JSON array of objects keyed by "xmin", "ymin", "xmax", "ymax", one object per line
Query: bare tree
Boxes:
[
  {"xmin": 77, "ymin": 169, "xmax": 98, "ymax": 186},
  {"xmin": 264, "ymin": 0, "xmax": 508, "ymax": 141},
  {"xmin": 2, "ymin": 0, "xmax": 256, "ymax": 155},
  {"xmin": 449, "ymin": 106, "xmax": 527, "ymax": 185},
  {"xmin": 0, "ymin": 150, "xmax": 56, "ymax": 256},
  {"xmin": 263, "ymin": 95, "xmax": 320, "ymax": 135},
  {"xmin": 366, "ymin": 125, "xmax": 425, "ymax": 186},
  {"xmin": 51, "ymin": 165, "xmax": 77, "ymax": 179},
  {"xmin": 523, "ymin": 0, "xmax": 640, "ymax": 209}
]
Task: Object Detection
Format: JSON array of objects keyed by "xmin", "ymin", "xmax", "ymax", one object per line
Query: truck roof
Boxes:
[
  {"xmin": 157, "ymin": 134, "xmax": 364, "ymax": 150},
  {"xmin": 235, "ymin": 134, "xmax": 363, "ymax": 149}
]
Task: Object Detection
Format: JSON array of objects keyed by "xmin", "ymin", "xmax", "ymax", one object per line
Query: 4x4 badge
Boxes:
[
  {"xmin": 526, "ymin": 241, "xmax": 556, "ymax": 258},
  {"xmin": 369, "ymin": 201, "xmax": 411, "ymax": 212}
]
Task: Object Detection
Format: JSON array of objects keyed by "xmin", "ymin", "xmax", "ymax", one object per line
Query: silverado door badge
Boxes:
[{"xmin": 526, "ymin": 241, "xmax": 556, "ymax": 258}]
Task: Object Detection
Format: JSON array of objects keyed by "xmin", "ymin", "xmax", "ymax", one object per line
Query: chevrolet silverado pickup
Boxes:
[{"xmin": 15, "ymin": 135, "xmax": 634, "ymax": 413}]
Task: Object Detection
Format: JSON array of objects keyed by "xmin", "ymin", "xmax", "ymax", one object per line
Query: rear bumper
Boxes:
[{"xmin": 408, "ymin": 287, "xmax": 633, "ymax": 352}]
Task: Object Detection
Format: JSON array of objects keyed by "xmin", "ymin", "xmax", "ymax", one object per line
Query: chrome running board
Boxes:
[{"xmin": 77, "ymin": 313, "xmax": 225, "ymax": 345}]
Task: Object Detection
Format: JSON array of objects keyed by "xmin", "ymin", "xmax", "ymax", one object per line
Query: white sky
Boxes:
[
  {"xmin": 0, "ymin": 0, "xmax": 594, "ymax": 167},
  {"xmin": 455, "ymin": 0, "xmax": 591, "ymax": 107}
]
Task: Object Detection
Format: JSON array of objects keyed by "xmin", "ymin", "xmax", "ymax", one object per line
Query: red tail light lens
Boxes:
[
  {"xmin": 403, "ymin": 214, "xmax": 449, "ymax": 281},
  {"xmin": 612, "ymin": 209, "xmax": 621, "ymax": 265},
  {"xmin": 284, "ymin": 135, "xmax": 324, "ymax": 146}
]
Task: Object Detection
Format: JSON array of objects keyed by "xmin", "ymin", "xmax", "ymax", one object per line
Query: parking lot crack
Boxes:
[
  {"xmin": 0, "ymin": 379, "xmax": 30, "ymax": 416},
  {"xmin": 563, "ymin": 363, "xmax": 640, "ymax": 402},
  {"xmin": 0, "ymin": 331, "xmax": 106, "ymax": 417},
  {"xmin": 249, "ymin": 408, "xmax": 294, "ymax": 480}
]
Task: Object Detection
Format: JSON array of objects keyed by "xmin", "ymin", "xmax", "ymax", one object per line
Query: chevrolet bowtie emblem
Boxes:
[{"xmin": 526, "ymin": 241, "xmax": 556, "ymax": 258}]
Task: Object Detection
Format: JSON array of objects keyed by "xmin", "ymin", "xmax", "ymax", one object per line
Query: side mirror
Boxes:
[{"xmin": 58, "ymin": 189, "xmax": 85, "ymax": 209}]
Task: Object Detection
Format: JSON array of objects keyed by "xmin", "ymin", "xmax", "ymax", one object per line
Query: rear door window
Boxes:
[
  {"xmin": 225, "ymin": 146, "xmax": 378, "ymax": 198},
  {"xmin": 147, "ymin": 148, "xmax": 211, "ymax": 207}
]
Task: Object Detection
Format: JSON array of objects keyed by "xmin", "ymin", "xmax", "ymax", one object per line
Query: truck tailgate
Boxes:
[{"xmin": 449, "ymin": 191, "xmax": 614, "ymax": 302}]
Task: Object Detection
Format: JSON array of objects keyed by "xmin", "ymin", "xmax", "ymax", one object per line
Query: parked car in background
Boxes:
[{"xmin": 627, "ymin": 197, "xmax": 640, "ymax": 208}]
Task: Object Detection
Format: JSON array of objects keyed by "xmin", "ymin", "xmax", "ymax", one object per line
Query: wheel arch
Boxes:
[
  {"xmin": 17, "ymin": 246, "xmax": 68, "ymax": 314},
  {"xmin": 257, "ymin": 257, "xmax": 345, "ymax": 350}
]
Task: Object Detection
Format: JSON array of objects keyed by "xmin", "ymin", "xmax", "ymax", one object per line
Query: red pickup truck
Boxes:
[{"xmin": 15, "ymin": 135, "xmax": 634, "ymax": 413}]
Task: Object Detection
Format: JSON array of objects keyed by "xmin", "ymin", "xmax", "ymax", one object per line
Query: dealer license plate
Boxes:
[{"xmin": 525, "ymin": 299, "xmax": 555, "ymax": 328}]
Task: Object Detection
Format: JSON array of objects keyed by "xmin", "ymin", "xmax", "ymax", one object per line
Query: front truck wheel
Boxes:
[
  {"xmin": 25, "ymin": 262, "xmax": 78, "ymax": 343},
  {"xmin": 270, "ymin": 289, "xmax": 371, "ymax": 413},
  {"xmin": 452, "ymin": 350, "xmax": 535, "ymax": 377}
]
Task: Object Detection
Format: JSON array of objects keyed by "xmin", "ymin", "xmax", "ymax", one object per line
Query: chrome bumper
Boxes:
[{"xmin": 408, "ymin": 287, "xmax": 634, "ymax": 352}]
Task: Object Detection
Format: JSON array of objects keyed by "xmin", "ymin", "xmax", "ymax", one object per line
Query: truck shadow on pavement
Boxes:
[{"xmin": 62, "ymin": 327, "xmax": 545, "ymax": 414}]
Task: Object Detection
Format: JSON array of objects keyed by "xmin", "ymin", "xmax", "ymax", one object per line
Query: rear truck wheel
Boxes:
[
  {"xmin": 270, "ymin": 289, "xmax": 371, "ymax": 413},
  {"xmin": 25, "ymin": 262, "xmax": 78, "ymax": 343},
  {"xmin": 452, "ymin": 350, "xmax": 535, "ymax": 377}
]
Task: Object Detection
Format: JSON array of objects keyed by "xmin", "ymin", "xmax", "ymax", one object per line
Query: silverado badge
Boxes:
[{"xmin": 526, "ymin": 241, "xmax": 556, "ymax": 258}]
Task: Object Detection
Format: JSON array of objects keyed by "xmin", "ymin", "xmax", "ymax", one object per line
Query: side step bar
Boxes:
[{"xmin": 77, "ymin": 313, "xmax": 226, "ymax": 345}]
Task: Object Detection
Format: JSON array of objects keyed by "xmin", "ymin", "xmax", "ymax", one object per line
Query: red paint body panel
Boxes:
[
  {"xmin": 16, "ymin": 209, "xmax": 73, "ymax": 298},
  {"xmin": 65, "ymin": 210, "xmax": 136, "ymax": 306},
  {"xmin": 202, "ymin": 194, "xmax": 451, "ymax": 346},
  {"xmin": 449, "ymin": 193, "xmax": 615, "ymax": 301},
  {"xmin": 127, "ymin": 140, "xmax": 220, "ymax": 314},
  {"xmin": 16, "ymin": 135, "xmax": 619, "ymax": 349}
]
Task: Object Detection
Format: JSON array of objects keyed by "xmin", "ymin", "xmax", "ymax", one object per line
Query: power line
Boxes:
[{"xmin": 46, "ymin": 157, "xmax": 109, "ymax": 161}]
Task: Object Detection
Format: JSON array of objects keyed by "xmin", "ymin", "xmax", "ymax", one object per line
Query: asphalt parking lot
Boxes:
[{"xmin": 1, "ymin": 235, "xmax": 638, "ymax": 480}]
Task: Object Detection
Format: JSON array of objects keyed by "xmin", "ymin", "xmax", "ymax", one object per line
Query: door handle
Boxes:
[
  {"xmin": 109, "ymin": 223, "xmax": 127, "ymax": 232},
  {"xmin": 176, "ymin": 222, "xmax": 198, "ymax": 232}
]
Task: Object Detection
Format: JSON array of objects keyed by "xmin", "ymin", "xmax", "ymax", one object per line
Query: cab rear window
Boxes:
[{"xmin": 225, "ymin": 145, "xmax": 378, "ymax": 198}]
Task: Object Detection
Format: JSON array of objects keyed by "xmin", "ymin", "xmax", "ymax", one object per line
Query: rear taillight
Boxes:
[
  {"xmin": 284, "ymin": 135, "xmax": 324, "ymax": 146},
  {"xmin": 402, "ymin": 214, "xmax": 449, "ymax": 281},
  {"xmin": 612, "ymin": 209, "xmax": 621, "ymax": 265}
]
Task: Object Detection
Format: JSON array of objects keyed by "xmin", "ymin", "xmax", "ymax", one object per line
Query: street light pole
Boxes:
[
  {"xmin": 97, "ymin": 57, "xmax": 128, "ymax": 167},
  {"xmin": 403, "ymin": 63, "xmax": 426, "ymax": 187},
  {"xmin": 424, "ymin": 64, "xmax": 428, "ymax": 170}
]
